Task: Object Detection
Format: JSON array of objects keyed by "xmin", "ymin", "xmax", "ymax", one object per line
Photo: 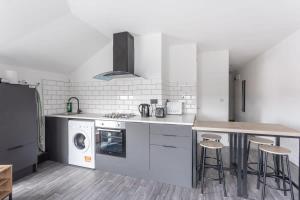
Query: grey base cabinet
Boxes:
[
  {"xmin": 150, "ymin": 145, "xmax": 191, "ymax": 187},
  {"xmin": 45, "ymin": 117, "xmax": 69, "ymax": 164},
  {"xmin": 149, "ymin": 124, "xmax": 192, "ymax": 187},
  {"xmin": 95, "ymin": 122, "xmax": 150, "ymax": 179}
]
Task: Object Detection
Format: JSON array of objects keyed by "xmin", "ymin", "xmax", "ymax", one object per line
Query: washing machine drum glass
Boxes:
[{"xmin": 74, "ymin": 133, "xmax": 87, "ymax": 150}]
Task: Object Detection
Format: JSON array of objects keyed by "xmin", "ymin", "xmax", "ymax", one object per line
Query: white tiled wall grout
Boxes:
[{"xmin": 42, "ymin": 78, "xmax": 197, "ymax": 115}]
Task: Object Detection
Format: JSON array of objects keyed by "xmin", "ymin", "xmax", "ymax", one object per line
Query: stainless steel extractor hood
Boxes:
[{"xmin": 93, "ymin": 32, "xmax": 139, "ymax": 81}]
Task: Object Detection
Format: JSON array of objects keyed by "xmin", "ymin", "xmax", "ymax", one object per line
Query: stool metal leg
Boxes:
[
  {"xmin": 273, "ymin": 154, "xmax": 280, "ymax": 189},
  {"xmin": 199, "ymin": 146, "xmax": 204, "ymax": 181},
  {"xmin": 281, "ymin": 155, "xmax": 287, "ymax": 196},
  {"xmin": 286, "ymin": 155, "xmax": 295, "ymax": 200},
  {"xmin": 261, "ymin": 152, "xmax": 268, "ymax": 200},
  {"xmin": 219, "ymin": 149, "xmax": 227, "ymax": 197},
  {"xmin": 216, "ymin": 149, "xmax": 221, "ymax": 184},
  {"xmin": 246, "ymin": 140, "xmax": 251, "ymax": 162},
  {"xmin": 201, "ymin": 147, "xmax": 206, "ymax": 194},
  {"xmin": 257, "ymin": 147, "xmax": 262, "ymax": 189}
]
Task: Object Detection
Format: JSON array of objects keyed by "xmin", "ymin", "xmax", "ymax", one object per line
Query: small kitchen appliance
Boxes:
[
  {"xmin": 138, "ymin": 104, "xmax": 150, "ymax": 117},
  {"xmin": 166, "ymin": 101, "xmax": 183, "ymax": 115},
  {"xmin": 155, "ymin": 106, "xmax": 166, "ymax": 118}
]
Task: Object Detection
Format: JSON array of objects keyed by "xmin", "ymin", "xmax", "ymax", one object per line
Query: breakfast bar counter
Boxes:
[{"xmin": 192, "ymin": 121, "xmax": 300, "ymax": 198}]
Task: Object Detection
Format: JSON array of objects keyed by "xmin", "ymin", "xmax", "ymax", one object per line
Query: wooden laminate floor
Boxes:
[{"xmin": 8, "ymin": 160, "xmax": 298, "ymax": 200}]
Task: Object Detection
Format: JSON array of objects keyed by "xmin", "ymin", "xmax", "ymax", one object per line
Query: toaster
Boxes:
[{"xmin": 155, "ymin": 107, "xmax": 166, "ymax": 118}]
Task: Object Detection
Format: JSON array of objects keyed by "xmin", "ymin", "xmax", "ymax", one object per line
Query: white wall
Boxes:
[
  {"xmin": 135, "ymin": 33, "xmax": 162, "ymax": 80},
  {"xmin": 162, "ymin": 36, "xmax": 197, "ymax": 83},
  {"xmin": 235, "ymin": 29, "xmax": 300, "ymax": 165},
  {"xmin": 197, "ymin": 50, "xmax": 229, "ymax": 121},
  {"xmin": 197, "ymin": 50, "xmax": 230, "ymax": 144},
  {"xmin": 0, "ymin": 63, "xmax": 68, "ymax": 84}
]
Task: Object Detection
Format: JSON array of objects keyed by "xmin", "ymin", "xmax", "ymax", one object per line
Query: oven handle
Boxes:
[{"xmin": 96, "ymin": 128, "xmax": 123, "ymax": 133}]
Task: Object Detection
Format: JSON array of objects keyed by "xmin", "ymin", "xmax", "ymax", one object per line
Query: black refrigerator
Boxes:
[{"xmin": 0, "ymin": 83, "xmax": 38, "ymax": 180}]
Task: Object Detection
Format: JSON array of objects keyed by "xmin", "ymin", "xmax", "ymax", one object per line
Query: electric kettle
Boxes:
[{"xmin": 138, "ymin": 104, "xmax": 150, "ymax": 117}]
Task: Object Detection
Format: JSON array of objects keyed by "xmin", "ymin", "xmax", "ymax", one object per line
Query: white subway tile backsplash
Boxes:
[{"xmin": 42, "ymin": 78, "xmax": 197, "ymax": 115}]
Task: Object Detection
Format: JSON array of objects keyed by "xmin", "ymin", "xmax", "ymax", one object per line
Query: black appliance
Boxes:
[
  {"xmin": 95, "ymin": 120, "xmax": 126, "ymax": 158},
  {"xmin": 0, "ymin": 83, "xmax": 38, "ymax": 180},
  {"xmin": 94, "ymin": 32, "xmax": 139, "ymax": 81},
  {"xmin": 139, "ymin": 104, "xmax": 150, "ymax": 117}
]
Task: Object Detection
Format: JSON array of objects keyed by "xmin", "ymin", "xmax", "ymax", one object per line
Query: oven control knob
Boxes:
[{"xmin": 117, "ymin": 123, "xmax": 120, "ymax": 127}]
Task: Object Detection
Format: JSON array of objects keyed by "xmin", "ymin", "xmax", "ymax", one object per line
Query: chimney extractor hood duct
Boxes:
[{"xmin": 93, "ymin": 32, "xmax": 139, "ymax": 81}]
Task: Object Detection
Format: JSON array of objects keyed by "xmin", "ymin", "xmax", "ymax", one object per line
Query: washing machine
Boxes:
[{"xmin": 68, "ymin": 120, "xmax": 95, "ymax": 169}]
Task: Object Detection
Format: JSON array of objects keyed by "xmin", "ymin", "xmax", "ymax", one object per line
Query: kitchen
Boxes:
[{"xmin": 1, "ymin": 1, "xmax": 300, "ymax": 200}]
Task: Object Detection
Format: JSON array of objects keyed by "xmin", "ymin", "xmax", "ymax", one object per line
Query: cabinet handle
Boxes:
[
  {"xmin": 162, "ymin": 134, "xmax": 177, "ymax": 137},
  {"xmin": 162, "ymin": 145, "xmax": 177, "ymax": 149},
  {"xmin": 7, "ymin": 145, "xmax": 24, "ymax": 151}
]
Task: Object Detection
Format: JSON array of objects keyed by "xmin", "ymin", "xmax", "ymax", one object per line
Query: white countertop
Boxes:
[{"xmin": 46, "ymin": 113, "xmax": 195, "ymax": 126}]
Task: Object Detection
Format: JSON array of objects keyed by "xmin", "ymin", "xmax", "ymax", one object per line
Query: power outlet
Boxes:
[{"xmin": 150, "ymin": 99, "xmax": 158, "ymax": 104}]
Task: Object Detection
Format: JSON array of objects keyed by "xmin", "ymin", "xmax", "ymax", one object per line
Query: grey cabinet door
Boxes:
[
  {"xmin": 0, "ymin": 83, "xmax": 37, "ymax": 150},
  {"xmin": 150, "ymin": 144, "xmax": 192, "ymax": 187},
  {"xmin": 125, "ymin": 122, "xmax": 150, "ymax": 177},
  {"xmin": 95, "ymin": 122, "xmax": 150, "ymax": 178},
  {"xmin": 0, "ymin": 142, "xmax": 37, "ymax": 172},
  {"xmin": 45, "ymin": 117, "xmax": 69, "ymax": 164}
]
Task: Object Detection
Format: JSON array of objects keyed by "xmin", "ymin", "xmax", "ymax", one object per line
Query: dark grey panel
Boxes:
[
  {"xmin": 0, "ymin": 83, "xmax": 38, "ymax": 150},
  {"xmin": 150, "ymin": 124, "xmax": 192, "ymax": 137},
  {"xmin": 45, "ymin": 117, "xmax": 69, "ymax": 163},
  {"xmin": 0, "ymin": 142, "xmax": 37, "ymax": 172}
]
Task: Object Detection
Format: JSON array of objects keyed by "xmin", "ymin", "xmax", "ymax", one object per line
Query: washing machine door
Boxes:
[{"xmin": 73, "ymin": 132, "xmax": 90, "ymax": 152}]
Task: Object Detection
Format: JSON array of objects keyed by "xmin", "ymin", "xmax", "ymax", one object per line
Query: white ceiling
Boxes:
[
  {"xmin": 68, "ymin": 0, "xmax": 300, "ymax": 68},
  {"xmin": 1, "ymin": 0, "xmax": 300, "ymax": 73},
  {"xmin": 0, "ymin": 0, "xmax": 109, "ymax": 73}
]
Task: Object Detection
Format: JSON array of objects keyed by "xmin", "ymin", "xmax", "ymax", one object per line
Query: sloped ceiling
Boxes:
[
  {"xmin": 1, "ymin": 0, "xmax": 300, "ymax": 72},
  {"xmin": 0, "ymin": 0, "xmax": 109, "ymax": 73}
]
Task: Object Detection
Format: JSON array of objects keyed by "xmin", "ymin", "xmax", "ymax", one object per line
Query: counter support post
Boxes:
[
  {"xmin": 275, "ymin": 137, "xmax": 281, "ymax": 187},
  {"xmin": 229, "ymin": 134, "xmax": 234, "ymax": 175},
  {"xmin": 242, "ymin": 134, "xmax": 248, "ymax": 198},
  {"xmin": 192, "ymin": 130, "xmax": 198, "ymax": 188},
  {"xmin": 237, "ymin": 134, "xmax": 242, "ymax": 196},
  {"xmin": 298, "ymin": 138, "xmax": 300, "ymax": 200}
]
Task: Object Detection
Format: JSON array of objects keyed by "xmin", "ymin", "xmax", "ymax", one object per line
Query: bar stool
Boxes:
[
  {"xmin": 201, "ymin": 133, "xmax": 222, "ymax": 142},
  {"xmin": 200, "ymin": 133, "xmax": 222, "ymax": 183},
  {"xmin": 259, "ymin": 145, "xmax": 294, "ymax": 200},
  {"xmin": 199, "ymin": 140, "xmax": 227, "ymax": 197}
]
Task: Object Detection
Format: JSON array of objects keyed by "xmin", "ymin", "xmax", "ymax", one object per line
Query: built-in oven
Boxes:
[{"xmin": 95, "ymin": 120, "xmax": 126, "ymax": 158}]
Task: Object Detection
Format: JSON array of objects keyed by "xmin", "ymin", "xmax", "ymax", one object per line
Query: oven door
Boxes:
[{"xmin": 96, "ymin": 128, "xmax": 126, "ymax": 158}]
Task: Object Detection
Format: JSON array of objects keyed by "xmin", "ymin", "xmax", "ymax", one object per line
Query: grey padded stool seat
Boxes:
[
  {"xmin": 201, "ymin": 133, "xmax": 222, "ymax": 141},
  {"xmin": 259, "ymin": 145, "xmax": 294, "ymax": 200},
  {"xmin": 199, "ymin": 140, "xmax": 227, "ymax": 197}
]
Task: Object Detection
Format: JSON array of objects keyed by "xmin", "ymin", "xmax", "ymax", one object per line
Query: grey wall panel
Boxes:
[{"xmin": 45, "ymin": 117, "xmax": 69, "ymax": 164}]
